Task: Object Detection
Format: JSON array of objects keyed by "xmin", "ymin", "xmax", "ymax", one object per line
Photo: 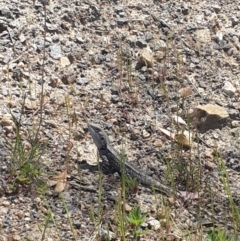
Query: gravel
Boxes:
[{"xmin": 0, "ymin": 0, "xmax": 240, "ymax": 239}]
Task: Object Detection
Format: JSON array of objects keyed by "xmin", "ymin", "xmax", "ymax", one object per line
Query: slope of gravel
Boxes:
[{"xmin": 0, "ymin": 0, "xmax": 240, "ymax": 240}]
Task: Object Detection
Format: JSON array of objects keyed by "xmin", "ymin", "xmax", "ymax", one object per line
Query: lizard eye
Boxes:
[{"xmin": 94, "ymin": 127, "xmax": 100, "ymax": 132}]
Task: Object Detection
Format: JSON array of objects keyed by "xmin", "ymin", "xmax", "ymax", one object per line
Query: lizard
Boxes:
[
  {"xmin": 87, "ymin": 123, "xmax": 237, "ymax": 229},
  {"xmin": 88, "ymin": 123, "xmax": 180, "ymax": 198}
]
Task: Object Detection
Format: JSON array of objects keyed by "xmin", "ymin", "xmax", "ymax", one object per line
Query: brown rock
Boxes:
[
  {"xmin": 137, "ymin": 47, "xmax": 153, "ymax": 68},
  {"xmin": 191, "ymin": 104, "xmax": 229, "ymax": 133}
]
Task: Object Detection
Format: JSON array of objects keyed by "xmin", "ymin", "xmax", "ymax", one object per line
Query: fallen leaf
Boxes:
[
  {"xmin": 159, "ymin": 128, "xmax": 192, "ymax": 148},
  {"xmin": 47, "ymin": 170, "xmax": 67, "ymax": 193},
  {"xmin": 172, "ymin": 115, "xmax": 187, "ymax": 126}
]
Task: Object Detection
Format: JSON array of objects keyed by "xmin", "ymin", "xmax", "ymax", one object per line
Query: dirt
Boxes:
[{"xmin": 0, "ymin": 0, "xmax": 240, "ymax": 240}]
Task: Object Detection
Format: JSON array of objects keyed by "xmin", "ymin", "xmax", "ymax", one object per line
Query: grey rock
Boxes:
[
  {"xmin": 50, "ymin": 44, "xmax": 62, "ymax": 59},
  {"xmin": 222, "ymin": 81, "xmax": 236, "ymax": 97},
  {"xmin": 136, "ymin": 38, "xmax": 147, "ymax": 48},
  {"xmin": 145, "ymin": 31, "xmax": 153, "ymax": 42},
  {"xmin": 110, "ymin": 20, "xmax": 117, "ymax": 28},
  {"xmin": 181, "ymin": 3, "xmax": 189, "ymax": 15},
  {"xmin": 232, "ymin": 16, "xmax": 239, "ymax": 27},
  {"xmin": 111, "ymin": 95, "xmax": 120, "ymax": 103},
  {"xmin": 115, "ymin": 6, "xmax": 124, "ymax": 13},
  {"xmin": 76, "ymin": 37, "xmax": 85, "ymax": 44},
  {"xmin": 228, "ymin": 109, "xmax": 239, "ymax": 120},
  {"xmin": 110, "ymin": 85, "xmax": 119, "ymax": 95},
  {"xmin": 52, "ymin": 35, "xmax": 59, "ymax": 42},
  {"xmin": 119, "ymin": 12, "xmax": 126, "ymax": 17},
  {"xmin": 46, "ymin": 23, "xmax": 59, "ymax": 32},
  {"xmin": 76, "ymin": 77, "xmax": 89, "ymax": 85},
  {"xmin": 212, "ymin": 5, "xmax": 221, "ymax": 13},
  {"xmin": 2, "ymin": 49, "xmax": 13, "ymax": 64},
  {"xmin": 0, "ymin": 39, "xmax": 10, "ymax": 46},
  {"xmin": 100, "ymin": 228, "xmax": 115, "ymax": 240},
  {"xmin": 190, "ymin": 57, "xmax": 200, "ymax": 64},
  {"xmin": 0, "ymin": 7, "xmax": 14, "ymax": 19},
  {"xmin": 117, "ymin": 17, "xmax": 128, "ymax": 25},
  {"xmin": 148, "ymin": 218, "xmax": 160, "ymax": 230}
]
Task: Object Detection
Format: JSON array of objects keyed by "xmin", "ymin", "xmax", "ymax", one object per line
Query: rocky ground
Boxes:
[{"xmin": 0, "ymin": 0, "xmax": 240, "ymax": 240}]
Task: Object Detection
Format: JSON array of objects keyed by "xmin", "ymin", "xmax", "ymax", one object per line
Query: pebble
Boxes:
[
  {"xmin": 232, "ymin": 121, "xmax": 240, "ymax": 127},
  {"xmin": 141, "ymin": 129, "xmax": 150, "ymax": 138},
  {"xmin": 148, "ymin": 218, "xmax": 160, "ymax": 230},
  {"xmin": 2, "ymin": 201, "xmax": 10, "ymax": 206},
  {"xmin": 76, "ymin": 77, "xmax": 89, "ymax": 85},
  {"xmin": 60, "ymin": 56, "xmax": 70, "ymax": 67},
  {"xmin": 50, "ymin": 44, "xmax": 62, "ymax": 59},
  {"xmin": 117, "ymin": 17, "xmax": 128, "ymax": 25},
  {"xmin": 222, "ymin": 81, "xmax": 236, "ymax": 97}
]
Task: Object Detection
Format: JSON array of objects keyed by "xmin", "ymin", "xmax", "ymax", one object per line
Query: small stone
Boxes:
[
  {"xmin": 0, "ymin": 114, "xmax": 13, "ymax": 127},
  {"xmin": 60, "ymin": 57, "xmax": 70, "ymax": 67},
  {"xmin": 100, "ymin": 228, "xmax": 115, "ymax": 240},
  {"xmin": 117, "ymin": 18, "xmax": 128, "ymax": 25},
  {"xmin": 0, "ymin": 207, "xmax": 9, "ymax": 214},
  {"xmin": 222, "ymin": 81, "xmax": 236, "ymax": 97},
  {"xmin": 205, "ymin": 160, "xmax": 217, "ymax": 171},
  {"xmin": 124, "ymin": 203, "xmax": 132, "ymax": 212},
  {"xmin": 24, "ymin": 98, "xmax": 37, "ymax": 110},
  {"xmin": 19, "ymin": 33, "xmax": 26, "ymax": 43},
  {"xmin": 148, "ymin": 218, "xmax": 160, "ymax": 230},
  {"xmin": 228, "ymin": 108, "xmax": 239, "ymax": 119},
  {"xmin": 50, "ymin": 44, "xmax": 61, "ymax": 59},
  {"xmin": 111, "ymin": 96, "xmax": 120, "ymax": 103},
  {"xmin": 46, "ymin": 23, "xmax": 58, "ymax": 31},
  {"xmin": 12, "ymin": 235, "xmax": 21, "ymax": 241},
  {"xmin": 49, "ymin": 75, "xmax": 60, "ymax": 87},
  {"xmin": 34, "ymin": 197, "xmax": 41, "ymax": 204},
  {"xmin": 110, "ymin": 85, "xmax": 119, "ymax": 95},
  {"xmin": 142, "ymin": 129, "xmax": 150, "ymax": 138},
  {"xmin": 2, "ymin": 201, "xmax": 10, "ymax": 206},
  {"xmin": 16, "ymin": 210, "xmax": 24, "ymax": 218},
  {"xmin": 153, "ymin": 140, "xmax": 163, "ymax": 147},
  {"xmin": 24, "ymin": 212, "xmax": 30, "ymax": 217},
  {"xmin": 136, "ymin": 47, "xmax": 153, "ymax": 69},
  {"xmin": 232, "ymin": 121, "xmax": 240, "ymax": 128},
  {"xmin": 136, "ymin": 38, "xmax": 147, "ymax": 48},
  {"xmin": 233, "ymin": 102, "xmax": 240, "ymax": 110},
  {"xmin": 76, "ymin": 77, "xmax": 89, "ymax": 85},
  {"xmin": 195, "ymin": 29, "xmax": 211, "ymax": 43},
  {"xmin": 61, "ymin": 73, "xmax": 76, "ymax": 84},
  {"xmin": 115, "ymin": 6, "xmax": 124, "ymax": 13},
  {"xmin": 232, "ymin": 16, "xmax": 239, "ymax": 27},
  {"xmin": 212, "ymin": 5, "xmax": 221, "ymax": 13},
  {"xmin": 76, "ymin": 37, "xmax": 85, "ymax": 44},
  {"xmin": 145, "ymin": 31, "xmax": 153, "ymax": 42},
  {"xmin": 130, "ymin": 130, "xmax": 139, "ymax": 140}
]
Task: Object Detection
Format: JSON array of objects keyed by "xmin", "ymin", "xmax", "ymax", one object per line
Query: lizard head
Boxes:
[{"xmin": 88, "ymin": 123, "xmax": 110, "ymax": 149}]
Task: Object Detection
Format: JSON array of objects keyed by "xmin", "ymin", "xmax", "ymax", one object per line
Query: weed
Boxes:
[
  {"xmin": 207, "ymin": 228, "xmax": 235, "ymax": 241},
  {"xmin": 126, "ymin": 206, "xmax": 148, "ymax": 240}
]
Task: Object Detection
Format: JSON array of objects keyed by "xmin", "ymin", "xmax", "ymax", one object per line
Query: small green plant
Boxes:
[
  {"xmin": 217, "ymin": 153, "xmax": 240, "ymax": 235},
  {"xmin": 206, "ymin": 228, "xmax": 234, "ymax": 241},
  {"xmin": 126, "ymin": 206, "xmax": 147, "ymax": 240},
  {"xmin": 5, "ymin": 107, "xmax": 45, "ymax": 186}
]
